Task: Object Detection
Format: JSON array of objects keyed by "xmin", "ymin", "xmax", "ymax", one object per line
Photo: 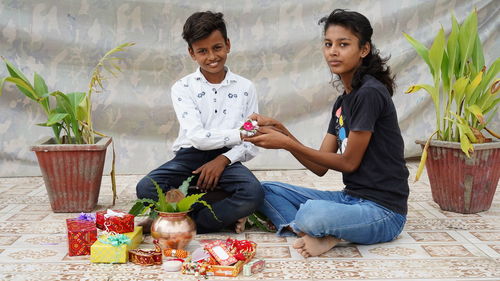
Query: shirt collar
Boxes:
[{"xmin": 194, "ymin": 66, "xmax": 237, "ymax": 86}]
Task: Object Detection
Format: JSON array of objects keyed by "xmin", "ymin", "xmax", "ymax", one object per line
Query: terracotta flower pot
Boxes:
[
  {"xmin": 416, "ymin": 140, "xmax": 500, "ymax": 214},
  {"xmin": 31, "ymin": 137, "xmax": 111, "ymax": 213},
  {"xmin": 151, "ymin": 211, "xmax": 196, "ymax": 251}
]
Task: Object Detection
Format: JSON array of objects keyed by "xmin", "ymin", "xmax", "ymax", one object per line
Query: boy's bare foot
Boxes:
[
  {"xmin": 292, "ymin": 234, "xmax": 340, "ymax": 257},
  {"xmin": 235, "ymin": 217, "xmax": 247, "ymax": 233}
]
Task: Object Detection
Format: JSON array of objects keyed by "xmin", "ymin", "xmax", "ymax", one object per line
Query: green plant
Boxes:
[
  {"xmin": 128, "ymin": 176, "xmax": 218, "ymax": 220},
  {"xmin": 1, "ymin": 42, "xmax": 134, "ymax": 145},
  {"xmin": 1, "ymin": 42, "xmax": 135, "ymax": 203},
  {"xmin": 403, "ymin": 9, "xmax": 499, "ymax": 180}
]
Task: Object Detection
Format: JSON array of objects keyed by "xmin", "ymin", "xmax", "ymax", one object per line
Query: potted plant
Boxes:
[
  {"xmin": 0, "ymin": 42, "xmax": 134, "ymax": 212},
  {"xmin": 404, "ymin": 9, "xmax": 499, "ymax": 213},
  {"xmin": 129, "ymin": 176, "xmax": 217, "ymax": 250}
]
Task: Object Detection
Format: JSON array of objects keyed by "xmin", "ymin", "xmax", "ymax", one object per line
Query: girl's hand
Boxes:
[
  {"xmin": 247, "ymin": 113, "xmax": 280, "ymax": 127},
  {"xmin": 244, "ymin": 126, "xmax": 292, "ymax": 149}
]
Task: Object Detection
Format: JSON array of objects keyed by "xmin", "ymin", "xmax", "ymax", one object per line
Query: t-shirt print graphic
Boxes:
[{"xmin": 335, "ymin": 107, "xmax": 348, "ymax": 154}]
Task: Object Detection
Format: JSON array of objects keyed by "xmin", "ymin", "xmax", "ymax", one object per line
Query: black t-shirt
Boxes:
[{"xmin": 327, "ymin": 75, "xmax": 409, "ymax": 215}]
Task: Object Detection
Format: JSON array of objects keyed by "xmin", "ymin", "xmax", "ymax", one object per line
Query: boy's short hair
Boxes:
[{"xmin": 182, "ymin": 11, "xmax": 228, "ymax": 48}]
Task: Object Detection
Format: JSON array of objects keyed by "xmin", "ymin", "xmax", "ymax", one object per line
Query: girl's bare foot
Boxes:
[
  {"xmin": 292, "ymin": 234, "xmax": 340, "ymax": 257},
  {"xmin": 235, "ymin": 217, "xmax": 247, "ymax": 233}
]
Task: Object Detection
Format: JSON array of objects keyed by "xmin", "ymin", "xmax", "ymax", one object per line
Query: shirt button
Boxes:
[{"xmin": 215, "ymin": 109, "xmax": 218, "ymax": 113}]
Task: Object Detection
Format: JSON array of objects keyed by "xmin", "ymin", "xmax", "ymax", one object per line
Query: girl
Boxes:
[{"xmin": 245, "ymin": 9, "xmax": 409, "ymax": 257}]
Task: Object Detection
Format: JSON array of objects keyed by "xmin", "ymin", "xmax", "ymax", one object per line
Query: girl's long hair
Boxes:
[{"xmin": 319, "ymin": 9, "xmax": 395, "ymax": 96}]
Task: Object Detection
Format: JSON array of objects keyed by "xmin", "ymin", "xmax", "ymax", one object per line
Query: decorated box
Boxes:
[
  {"xmin": 66, "ymin": 218, "xmax": 97, "ymax": 256},
  {"xmin": 183, "ymin": 239, "xmax": 257, "ymax": 277},
  {"xmin": 243, "ymin": 258, "xmax": 265, "ymax": 276},
  {"xmin": 96, "ymin": 209, "xmax": 134, "ymax": 233},
  {"xmin": 90, "ymin": 226, "xmax": 143, "ymax": 263}
]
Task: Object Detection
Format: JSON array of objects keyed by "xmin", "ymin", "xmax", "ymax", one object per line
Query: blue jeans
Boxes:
[
  {"xmin": 258, "ymin": 181, "xmax": 406, "ymax": 244},
  {"xmin": 136, "ymin": 147, "xmax": 264, "ymax": 233}
]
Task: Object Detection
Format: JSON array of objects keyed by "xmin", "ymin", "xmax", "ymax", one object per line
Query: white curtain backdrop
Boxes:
[{"xmin": 0, "ymin": 0, "xmax": 498, "ymax": 176}]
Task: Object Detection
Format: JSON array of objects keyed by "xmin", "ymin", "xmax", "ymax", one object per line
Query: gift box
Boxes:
[
  {"xmin": 90, "ymin": 226, "xmax": 143, "ymax": 263},
  {"xmin": 183, "ymin": 239, "xmax": 257, "ymax": 277},
  {"xmin": 243, "ymin": 258, "xmax": 265, "ymax": 276},
  {"xmin": 96, "ymin": 209, "xmax": 134, "ymax": 233},
  {"xmin": 66, "ymin": 218, "xmax": 97, "ymax": 256}
]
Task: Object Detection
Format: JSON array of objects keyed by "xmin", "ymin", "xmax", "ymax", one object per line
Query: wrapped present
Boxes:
[
  {"xmin": 66, "ymin": 217, "xmax": 97, "ymax": 256},
  {"xmin": 183, "ymin": 239, "xmax": 257, "ymax": 277},
  {"xmin": 96, "ymin": 209, "xmax": 134, "ymax": 233},
  {"xmin": 204, "ymin": 240, "xmax": 238, "ymax": 266},
  {"xmin": 243, "ymin": 259, "xmax": 265, "ymax": 276},
  {"xmin": 90, "ymin": 226, "xmax": 143, "ymax": 263}
]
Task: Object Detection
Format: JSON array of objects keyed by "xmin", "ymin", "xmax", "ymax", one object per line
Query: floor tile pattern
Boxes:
[{"xmin": 0, "ymin": 160, "xmax": 498, "ymax": 280}]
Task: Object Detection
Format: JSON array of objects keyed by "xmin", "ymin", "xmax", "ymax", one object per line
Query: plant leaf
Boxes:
[
  {"xmin": 45, "ymin": 112, "xmax": 68, "ymax": 126},
  {"xmin": 177, "ymin": 193, "xmax": 205, "ymax": 212},
  {"xmin": 415, "ymin": 130, "xmax": 438, "ymax": 182},
  {"xmin": 178, "ymin": 175, "xmax": 195, "ymax": 196},
  {"xmin": 403, "ymin": 32, "xmax": 432, "ymax": 75},
  {"xmin": 466, "ymin": 104, "xmax": 484, "ymax": 124},
  {"xmin": 428, "ymin": 27, "xmax": 446, "ymax": 81},
  {"xmin": 1, "ymin": 77, "xmax": 37, "ymax": 100},
  {"xmin": 458, "ymin": 10, "xmax": 478, "ymax": 76},
  {"xmin": 447, "ymin": 13, "xmax": 460, "ymax": 78}
]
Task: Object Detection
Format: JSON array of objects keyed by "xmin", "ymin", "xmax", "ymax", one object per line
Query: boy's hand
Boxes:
[{"xmin": 193, "ymin": 155, "xmax": 230, "ymax": 191}]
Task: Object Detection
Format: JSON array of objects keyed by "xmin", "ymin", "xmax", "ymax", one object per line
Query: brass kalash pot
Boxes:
[{"xmin": 151, "ymin": 211, "xmax": 196, "ymax": 251}]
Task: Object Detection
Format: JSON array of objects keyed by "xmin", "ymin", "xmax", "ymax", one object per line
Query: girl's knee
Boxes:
[{"xmin": 294, "ymin": 201, "xmax": 329, "ymax": 234}]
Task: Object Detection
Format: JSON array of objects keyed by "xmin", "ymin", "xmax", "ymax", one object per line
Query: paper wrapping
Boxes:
[
  {"xmin": 96, "ymin": 210, "xmax": 135, "ymax": 233},
  {"xmin": 90, "ymin": 226, "xmax": 143, "ymax": 263},
  {"xmin": 66, "ymin": 218, "xmax": 97, "ymax": 256}
]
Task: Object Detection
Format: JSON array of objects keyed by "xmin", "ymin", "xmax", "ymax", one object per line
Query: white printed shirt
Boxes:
[{"xmin": 171, "ymin": 67, "xmax": 259, "ymax": 164}]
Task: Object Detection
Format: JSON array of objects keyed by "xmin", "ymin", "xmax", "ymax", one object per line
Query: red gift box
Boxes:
[
  {"xmin": 96, "ymin": 209, "xmax": 134, "ymax": 233},
  {"xmin": 66, "ymin": 218, "xmax": 97, "ymax": 256}
]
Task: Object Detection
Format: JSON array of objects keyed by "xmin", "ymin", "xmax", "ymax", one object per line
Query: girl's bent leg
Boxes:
[
  {"xmin": 257, "ymin": 181, "xmax": 344, "ymax": 236},
  {"xmin": 292, "ymin": 194, "xmax": 406, "ymax": 245}
]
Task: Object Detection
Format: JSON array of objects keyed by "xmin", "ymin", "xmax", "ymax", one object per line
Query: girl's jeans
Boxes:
[{"xmin": 258, "ymin": 181, "xmax": 406, "ymax": 244}]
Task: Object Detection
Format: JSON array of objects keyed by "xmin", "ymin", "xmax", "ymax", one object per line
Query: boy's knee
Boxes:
[
  {"xmin": 245, "ymin": 180, "xmax": 264, "ymax": 207},
  {"xmin": 136, "ymin": 177, "xmax": 155, "ymax": 200}
]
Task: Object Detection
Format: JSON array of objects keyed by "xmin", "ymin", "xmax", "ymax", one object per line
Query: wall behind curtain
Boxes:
[{"xmin": 0, "ymin": 0, "xmax": 498, "ymax": 176}]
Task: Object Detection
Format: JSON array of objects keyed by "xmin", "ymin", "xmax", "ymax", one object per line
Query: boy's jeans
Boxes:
[
  {"xmin": 136, "ymin": 147, "xmax": 264, "ymax": 233},
  {"xmin": 258, "ymin": 181, "xmax": 406, "ymax": 244}
]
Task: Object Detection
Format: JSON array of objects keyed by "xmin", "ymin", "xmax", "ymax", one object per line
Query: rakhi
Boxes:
[
  {"xmin": 240, "ymin": 119, "xmax": 259, "ymax": 137},
  {"xmin": 163, "ymin": 248, "xmax": 189, "ymax": 259}
]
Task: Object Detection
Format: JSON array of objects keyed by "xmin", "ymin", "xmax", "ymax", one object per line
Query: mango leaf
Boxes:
[
  {"xmin": 403, "ymin": 33, "xmax": 432, "ymax": 75},
  {"xmin": 128, "ymin": 199, "xmax": 156, "ymax": 216},
  {"xmin": 149, "ymin": 177, "xmax": 168, "ymax": 212},
  {"xmin": 177, "ymin": 193, "xmax": 205, "ymax": 212},
  {"xmin": 178, "ymin": 175, "xmax": 195, "ymax": 196}
]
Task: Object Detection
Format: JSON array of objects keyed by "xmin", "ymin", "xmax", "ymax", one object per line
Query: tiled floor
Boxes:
[{"xmin": 0, "ymin": 160, "xmax": 499, "ymax": 280}]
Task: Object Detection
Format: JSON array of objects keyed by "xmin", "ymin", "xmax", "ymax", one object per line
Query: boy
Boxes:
[{"xmin": 136, "ymin": 11, "xmax": 263, "ymax": 234}]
